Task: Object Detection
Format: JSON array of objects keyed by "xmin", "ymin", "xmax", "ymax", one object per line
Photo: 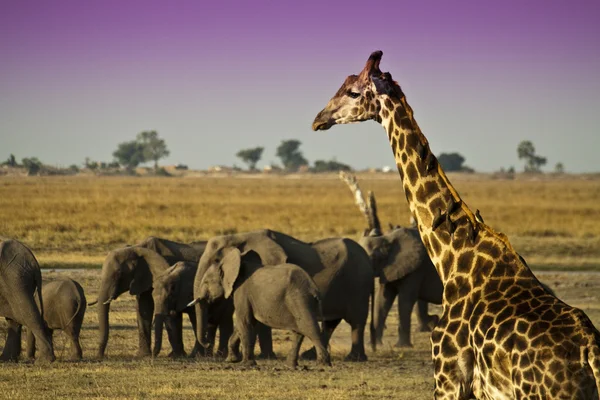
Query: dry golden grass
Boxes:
[
  {"xmin": 1, "ymin": 173, "xmax": 599, "ymax": 268},
  {"xmin": 1, "ymin": 174, "xmax": 600, "ymax": 398}
]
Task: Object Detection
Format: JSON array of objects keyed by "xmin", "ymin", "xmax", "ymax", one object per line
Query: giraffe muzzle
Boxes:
[{"xmin": 312, "ymin": 112, "xmax": 334, "ymax": 131}]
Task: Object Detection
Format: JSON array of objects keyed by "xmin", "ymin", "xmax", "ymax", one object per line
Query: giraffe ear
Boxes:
[{"xmin": 360, "ymin": 50, "xmax": 383, "ymax": 77}]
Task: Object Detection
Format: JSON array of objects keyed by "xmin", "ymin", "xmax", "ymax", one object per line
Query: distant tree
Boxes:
[
  {"xmin": 312, "ymin": 159, "xmax": 352, "ymax": 173},
  {"xmin": 276, "ymin": 140, "xmax": 308, "ymax": 171},
  {"xmin": 68, "ymin": 164, "xmax": 80, "ymax": 173},
  {"xmin": 84, "ymin": 157, "xmax": 99, "ymax": 170},
  {"xmin": 136, "ymin": 130, "xmax": 170, "ymax": 170},
  {"xmin": 236, "ymin": 147, "xmax": 264, "ymax": 171},
  {"xmin": 517, "ymin": 140, "xmax": 547, "ymax": 173},
  {"xmin": 554, "ymin": 162, "xmax": 565, "ymax": 174},
  {"xmin": 113, "ymin": 140, "xmax": 145, "ymax": 172},
  {"xmin": 437, "ymin": 152, "xmax": 467, "ymax": 172},
  {"xmin": 3, "ymin": 154, "xmax": 17, "ymax": 167},
  {"xmin": 22, "ymin": 157, "xmax": 43, "ymax": 176}
]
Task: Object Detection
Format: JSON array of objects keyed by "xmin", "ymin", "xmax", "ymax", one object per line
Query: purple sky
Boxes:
[{"xmin": 1, "ymin": 0, "xmax": 599, "ymax": 172}]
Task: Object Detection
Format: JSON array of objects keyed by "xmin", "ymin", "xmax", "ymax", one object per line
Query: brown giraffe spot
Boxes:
[
  {"xmin": 457, "ymin": 251, "xmax": 475, "ymax": 274},
  {"xmin": 478, "ymin": 240, "xmax": 502, "ymax": 259},
  {"xmin": 449, "ymin": 300, "xmax": 464, "ymax": 320},
  {"xmin": 516, "ymin": 321, "xmax": 529, "ymax": 334},
  {"xmin": 444, "ymin": 280, "xmax": 458, "ymax": 302},
  {"xmin": 390, "ymin": 136, "xmax": 398, "ymax": 152},
  {"xmin": 387, "ymin": 118, "xmax": 394, "ymax": 133},
  {"xmin": 401, "ymin": 152, "xmax": 408, "ymax": 163},
  {"xmin": 446, "ymin": 320, "xmax": 461, "ymax": 335},
  {"xmin": 398, "ymin": 134, "xmax": 405, "ymax": 150},
  {"xmin": 456, "ymin": 324, "xmax": 469, "ymax": 347},
  {"xmin": 494, "ymin": 306, "xmax": 514, "ymax": 324},
  {"xmin": 399, "ymin": 116, "xmax": 413, "ymax": 131},
  {"xmin": 381, "ymin": 109, "xmax": 389, "ymax": 119},
  {"xmin": 384, "ymin": 98, "xmax": 393, "ymax": 110},
  {"xmin": 441, "ymin": 335, "xmax": 458, "ymax": 357},
  {"xmin": 480, "ymin": 315, "xmax": 494, "ymax": 331},
  {"xmin": 495, "ymin": 321, "xmax": 513, "ymax": 343},
  {"xmin": 405, "ymin": 162, "xmax": 418, "ymax": 186},
  {"xmin": 430, "ymin": 235, "xmax": 441, "ymax": 256},
  {"xmin": 405, "ymin": 133, "xmax": 419, "ymax": 152},
  {"xmin": 514, "ymin": 334, "xmax": 528, "ymax": 352},
  {"xmin": 488, "ymin": 299, "xmax": 507, "ymax": 314}
]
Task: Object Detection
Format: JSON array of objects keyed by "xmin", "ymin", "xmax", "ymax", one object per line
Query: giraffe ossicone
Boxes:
[{"xmin": 312, "ymin": 50, "xmax": 600, "ymax": 399}]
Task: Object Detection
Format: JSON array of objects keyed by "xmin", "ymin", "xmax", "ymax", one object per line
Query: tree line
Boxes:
[{"xmin": 2, "ymin": 134, "xmax": 565, "ymax": 176}]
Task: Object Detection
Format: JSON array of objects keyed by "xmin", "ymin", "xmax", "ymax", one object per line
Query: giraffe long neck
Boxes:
[{"xmin": 377, "ymin": 95, "xmax": 520, "ymax": 284}]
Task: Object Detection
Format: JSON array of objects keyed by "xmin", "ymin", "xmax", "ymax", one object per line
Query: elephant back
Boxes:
[{"xmin": 0, "ymin": 239, "xmax": 41, "ymax": 284}]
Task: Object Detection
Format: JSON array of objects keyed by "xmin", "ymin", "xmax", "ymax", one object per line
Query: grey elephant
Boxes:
[
  {"xmin": 136, "ymin": 236, "xmax": 207, "ymax": 265},
  {"xmin": 192, "ymin": 229, "xmax": 374, "ymax": 361},
  {"xmin": 151, "ymin": 261, "xmax": 200, "ymax": 357},
  {"xmin": 196, "ymin": 248, "xmax": 331, "ymax": 367},
  {"xmin": 359, "ymin": 227, "xmax": 443, "ymax": 348},
  {"xmin": 90, "ymin": 246, "xmax": 174, "ymax": 358},
  {"xmin": 26, "ymin": 278, "xmax": 86, "ymax": 360},
  {"xmin": 0, "ymin": 239, "xmax": 55, "ymax": 362}
]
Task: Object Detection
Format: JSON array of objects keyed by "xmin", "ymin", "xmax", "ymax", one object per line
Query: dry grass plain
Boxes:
[{"xmin": 1, "ymin": 173, "xmax": 600, "ymax": 399}]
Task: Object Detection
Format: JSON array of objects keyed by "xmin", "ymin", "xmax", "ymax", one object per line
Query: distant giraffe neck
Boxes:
[{"xmin": 377, "ymin": 94, "xmax": 521, "ymax": 283}]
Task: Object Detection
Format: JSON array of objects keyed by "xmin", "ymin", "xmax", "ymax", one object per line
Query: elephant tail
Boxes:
[
  {"xmin": 34, "ymin": 271, "xmax": 45, "ymax": 322},
  {"xmin": 369, "ymin": 277, "xmax": 376, "ymax": 353},
  {"xmin": 64, "ymin": 282, "xmax": 85, "ymax": 329}
]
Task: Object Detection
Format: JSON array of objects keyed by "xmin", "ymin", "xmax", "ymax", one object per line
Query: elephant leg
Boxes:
[
  {"xmin": 26, "ymin": 326, "xmax": 36, "ymax": 359},
  {"xmin": 374, "ymin": 282, "xmax": 397, "ymax": 345},
  {"xmin": 135, "ymin": 291, "xmax": 154, "ymax": 357},
  {"xmin": 294, "ymin": 308, "xmax": 331, "ymax": 367},
  {"xmin": 396, "ymin": 291, "xmax": 417, "ymax": 348},
  {"xmin": 167, "ymin": 314, "xmax": 186, "ymax": 358},
  {"xmin": 11, "ymin": 291, "xmax": 55, "ymax": 362},
  {"xmin": 286, "ymin": 333, "xmax": 304, "ymax": 368},
  {"xmin": 225, "ymin": 330, "xmax": 241, "ymax": 363},
  {"xmin": 416, "ymin": 300, "xmax": 439, "ymax": 332},
  {"xmin": 216, "ymin": 315, "xmax": 234, "ymax": 357},
  {"xmin": 301, "ymin": 318, "xmax": 341, "ymax": 360},
  {"xmin": 239, "ymin": 321, "xmax": 256, "ymax": 366},
  {"xmin": 257, "ymin": 323, "xmax": 276, "ymax": 359},
  {"xmin": 345, "ymin": 319, "xmax": 367, "ymax": 362},
  {"xmin": 187, "ymin": 311, "xmax": 202, "ymax": 358},
  {"xmin": 65, "ymin": 323, "xmax": 83, "ymax": 361},
  {"xmin": 1, "ymin": 319, "xmax": 22, "ymax": 362}
]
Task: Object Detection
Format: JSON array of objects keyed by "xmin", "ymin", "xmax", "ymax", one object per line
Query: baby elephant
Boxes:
[
  {"xmin": 194, "ymin": 248, "xmax": 330, "ymax": 368},
  {"xmin": 27, "ymin": 278, "xmax": 86, "ymax": 361}
]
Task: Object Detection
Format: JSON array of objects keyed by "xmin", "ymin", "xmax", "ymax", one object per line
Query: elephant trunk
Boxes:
[
  {"xmin": 153, "ymin": 314, "xmax": 165, "ymax": 357},
  {"xmin": 369, "ymin": 278, "xmax": 376, "ymax": 353},
  {"xmin": 196, "ymin": 300, "xmax": 210, "ymax": 349},
  {"xmin": 96, "ymin": 287, "xmax": 115, "ymax": 358}
]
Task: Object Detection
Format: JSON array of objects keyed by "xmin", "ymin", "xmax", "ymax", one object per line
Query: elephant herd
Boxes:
[{"xmin": 0, "ymin": 225, "xmax": 445, "ymax": 366}]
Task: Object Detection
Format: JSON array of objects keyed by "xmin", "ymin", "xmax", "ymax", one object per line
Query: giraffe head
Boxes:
[{"xmin": 312, "ymin": 50, "xmax": 403, "ymax": 131}]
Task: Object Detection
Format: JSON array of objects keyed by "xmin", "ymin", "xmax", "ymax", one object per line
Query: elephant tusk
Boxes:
[
  {"xmin": 88, "ymin": 299, "xmax": 98, "ymax": 306},
  {"xmin": 103, "ymin": 298, "xmax": 113, "ymax": 305},
  {"xmin": 186, "ymin": 298, "xmax": 200, "ymax": 308}
]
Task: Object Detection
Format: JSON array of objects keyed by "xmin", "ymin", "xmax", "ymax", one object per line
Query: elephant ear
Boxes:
[
  {"xmin": 129, "ymin": 247, "xmax": 170, "ymax": 295},
  {"xmin": 220, "ymin": 248, "xmax": 242, "ymax": 299},
  {"xmin": 174, "ymin": 263, "xmax": 196, "ymax": 311},
  {"xmin": 380, "ymin": 228, "xmax": 426, "ymax": 283}
]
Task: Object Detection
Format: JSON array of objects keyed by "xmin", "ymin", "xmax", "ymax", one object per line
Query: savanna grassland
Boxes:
[{"xmin": 1, "ymin": 173, "xmax": 600, "ymax": 399}]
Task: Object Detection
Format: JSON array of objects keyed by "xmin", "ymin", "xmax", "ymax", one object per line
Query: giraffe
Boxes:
[{"xmin": 312, "ymin": 51, "xmax": 600, "ymax": 399}]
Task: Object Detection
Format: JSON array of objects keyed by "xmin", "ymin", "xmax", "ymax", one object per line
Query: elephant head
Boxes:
[
  {"xmin": 93, "ymin": 246, "xmax": 171, "ymax": 358},
  {"xmin": 191, "ymin": 246, "xmax": 264, "ymax": 347},
  {"xmin": 358, "ymin": 227, "xmax": 427, "ymax": 283},
  {"xmin": 151, "ymin": 261, "xmax": 198, "ymax": 356}
]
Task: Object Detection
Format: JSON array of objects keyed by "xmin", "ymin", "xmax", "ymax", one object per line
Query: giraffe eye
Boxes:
[{"xmin": 347, "ymin": 91, "xmax": 361, "ymax": 99}]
